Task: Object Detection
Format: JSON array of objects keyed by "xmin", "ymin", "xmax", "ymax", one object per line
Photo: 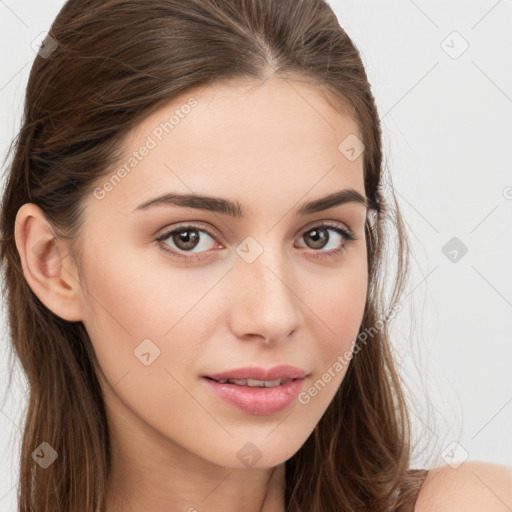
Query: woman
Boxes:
[{"xmin": 1, "ymin": 0, "xmax": 510, "ymax": 511}]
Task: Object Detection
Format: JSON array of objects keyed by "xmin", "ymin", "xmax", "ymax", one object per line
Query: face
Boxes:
[{"xmin": 75, "ymin": 75, "xmax": 369, "ymax": 470}]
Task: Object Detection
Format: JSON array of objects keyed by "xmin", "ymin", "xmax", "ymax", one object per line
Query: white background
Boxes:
[{"xmin": 1, "ymin": 0, "xmax": 511, "ymax": 509}]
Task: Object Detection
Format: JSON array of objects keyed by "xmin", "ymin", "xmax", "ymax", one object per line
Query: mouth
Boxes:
[
  {"xmin": 201, "ymin": 376, "xmax": 307, "ymax": 415},
  {"xmin": 203, "ymin": 376, "xmax": 293, "ymax": 387},
  {"xmin": 204, "ymin": 364, "xmax": 308, "ymax": 383}
]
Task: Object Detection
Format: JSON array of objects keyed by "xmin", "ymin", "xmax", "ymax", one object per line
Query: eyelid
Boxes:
[
  {"xmin": 155, "ymin": 219, "xmax": 353, "ymax": 243},
  {"xmin": 154, "ymin": 219, "xmax": 356, "ymax": 260},
  {"xmin": 154, "ymin": 221, "xmax": 219, "ymax": 241},
  {"xmin": 298, "ymin": 218, "xmax": 352, "ymax": 237}
]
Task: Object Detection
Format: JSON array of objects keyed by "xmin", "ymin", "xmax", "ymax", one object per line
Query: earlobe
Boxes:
[{"xmin": 14, "ymin": 203, "xmax": 84, "ymax": 322}]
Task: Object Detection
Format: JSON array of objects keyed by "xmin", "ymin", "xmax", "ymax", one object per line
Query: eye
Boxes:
[
  {"xmin": 155, "ymin": 224, "xmax": 219, "ymax": 261},
  {"xmin": 155, "ymin": 222, "xmax": 356, "ymax": 262},
  {"xmin": 295, "ymin": 222, "xmax": 356, "ymax": 261}
]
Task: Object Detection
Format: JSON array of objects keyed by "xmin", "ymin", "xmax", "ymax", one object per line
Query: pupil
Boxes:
[
  {"xmin": 174, "ymin": 230, "xmax": 199, "ymax": 249},
  {"xmin": 307, "ymin": 228, "xmax": 327, "ymax": 249}
]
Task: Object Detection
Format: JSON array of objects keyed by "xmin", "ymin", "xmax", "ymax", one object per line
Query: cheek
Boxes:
[
  {"xmin": 310, "ymin": 256, "xmax": 368, "ymax": 359},
  {"xmin": 292, "ymin": 263, "xmax": 367, "ymax": 429},
  {"xmin": 78, "ymin": 241, "xmax": 221, "ymax": 386},
  {"xmin": 81, "ymin": 238, "xmax": 196, "ymax": 334},
  {"xmin": 77, "ymin": 246, "xmax": 210, "ymax": 436}
]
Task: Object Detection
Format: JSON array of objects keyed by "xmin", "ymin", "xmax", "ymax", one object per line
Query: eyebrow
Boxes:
[{"xmin": 131, "ymin": 188, "xmax": 369, "ymax": 217}]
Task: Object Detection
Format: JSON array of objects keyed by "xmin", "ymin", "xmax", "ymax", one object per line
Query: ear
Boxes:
[{"xmin": 14, "ymin": 203, "xmax": 84, "ymax": 322}]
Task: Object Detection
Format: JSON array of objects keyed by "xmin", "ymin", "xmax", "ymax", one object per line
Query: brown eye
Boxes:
[
  {"xmin": 155, "ymin": 222, "xmax": 356, "ymax": 263},
  {"xmin": 296, "ymin": 223, "xmax": 356, "ymax": 261},
  {"xmin": 303, "ymin": 227, "xmax": 330, "ymax": 250},
  {"xmin": 171, "ymin": 229, "xmax": 201, "ymax": 251},
  {"xmin": 155, "ymin": 225, "xmax": 219, "ymax": 261}
]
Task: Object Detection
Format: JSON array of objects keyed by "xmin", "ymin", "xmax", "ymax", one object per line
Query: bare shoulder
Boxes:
[{"xmin": 416, "ymin": 461, "xmax": 512, "ymax": 511}]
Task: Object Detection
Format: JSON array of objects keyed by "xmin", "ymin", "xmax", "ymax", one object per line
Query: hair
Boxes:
[{"xmin": 0, "ymin": 0, "xmax": 433, "ymax": 511}]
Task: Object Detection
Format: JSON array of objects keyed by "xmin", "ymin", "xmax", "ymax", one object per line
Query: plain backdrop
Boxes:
[{"xmin": 1, "ymin": 0, "xmax": 511, "ymax": 509}]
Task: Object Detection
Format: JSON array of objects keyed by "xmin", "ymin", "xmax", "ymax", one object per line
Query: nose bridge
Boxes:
[{"xmin": 229, "ymin": 233, "xmax": 302, "ymax": 340}]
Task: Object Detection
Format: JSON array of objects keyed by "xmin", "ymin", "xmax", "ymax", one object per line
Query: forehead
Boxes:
[{"xmin": 92, "ymin": 75, "xmax": 365, "ymax": 216}]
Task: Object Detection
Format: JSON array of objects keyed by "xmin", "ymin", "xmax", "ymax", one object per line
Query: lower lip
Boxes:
[{"xmin": 202, "ymin": 377, "xmax": 306, "ymax": 415}]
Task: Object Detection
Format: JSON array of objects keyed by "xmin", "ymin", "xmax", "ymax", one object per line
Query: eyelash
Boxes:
[{"xmin": 154, "ymin": 222, "xmax": 357, "ymax": 262}]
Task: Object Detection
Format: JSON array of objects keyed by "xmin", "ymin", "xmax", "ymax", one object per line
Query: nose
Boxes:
[{"xmin": 228, "ymin": 244, "xmax": 303, "ymax": 344}]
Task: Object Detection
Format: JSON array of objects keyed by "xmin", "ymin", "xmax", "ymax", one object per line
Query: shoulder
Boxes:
[{"xmin": 415, "ymin": 461, "xmax": 512, "ymax": 511}]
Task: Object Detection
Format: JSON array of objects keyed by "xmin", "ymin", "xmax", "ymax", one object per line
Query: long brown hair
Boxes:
[{"xmin": 1, "ymin": 0, "xmax": 431, "ymax": 510}]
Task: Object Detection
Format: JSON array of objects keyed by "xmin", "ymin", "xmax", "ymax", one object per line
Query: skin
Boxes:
[
  {"xmin": 15, "ymin": 75, "xmax": 369, "ymax": 512},
  {"xmin": 416, "ymin": 461, "xmax": 512, "ymax": 511},
  {"xmin": 13, "ymin": 75, "xmax": 512, "ymax": 512}
]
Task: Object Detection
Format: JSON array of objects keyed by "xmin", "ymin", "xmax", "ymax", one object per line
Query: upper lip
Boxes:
[{"xmin": 205, "ymin": 365, "xmax": 308, "ymax": 381}]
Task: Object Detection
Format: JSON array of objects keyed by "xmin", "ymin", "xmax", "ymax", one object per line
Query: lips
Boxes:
[
  {"xmin": 205, "ymin": 365, "xmax": 308, "ymax": 382},
  {"xmin": 210, "ymin": 377, "xmax": 288, "ymax": 387},
  {"xmin": 202, "ymin": 375, "xmax": 307, "ymax": 415}
]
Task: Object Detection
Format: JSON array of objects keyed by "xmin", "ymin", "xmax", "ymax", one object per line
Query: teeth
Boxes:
[
  {"xmin": 215, "ymin": 378, "xmax": 289, "ymax": 387},
  {"xmin": 262, "ymin": 379, "xmax": 287, "ymax": 387}
]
